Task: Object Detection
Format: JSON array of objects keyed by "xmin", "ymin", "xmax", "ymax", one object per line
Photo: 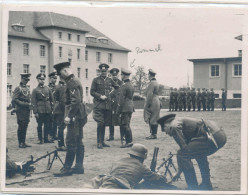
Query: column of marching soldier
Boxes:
[
  {"xmin": 169, "ymin": 87, "xmax": 227, "ymax": 112},
  {"xmin": 9, "ymin": 62, "xmax": 227, "ymax": 190}
]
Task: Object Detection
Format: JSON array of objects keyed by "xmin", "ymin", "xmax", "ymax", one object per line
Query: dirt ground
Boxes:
[{"xmin": 4, "ymin": 109, "xmax": 241, "ymax": 192}]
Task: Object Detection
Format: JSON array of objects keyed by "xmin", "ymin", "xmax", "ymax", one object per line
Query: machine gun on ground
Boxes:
[{"xmin": 21, "ymin": 148, "xmax": 64, "ymax": 175}]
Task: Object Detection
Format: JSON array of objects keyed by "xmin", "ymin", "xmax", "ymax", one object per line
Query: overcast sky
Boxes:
[{"xmin": 6, "ymin": 4, "xmax": 245, "ymax": 87}]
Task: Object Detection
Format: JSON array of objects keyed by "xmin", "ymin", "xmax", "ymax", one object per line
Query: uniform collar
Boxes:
[
  {"xmin": 150, "ymin": 78, "xmax": 156, "ymax": 81},
  {"xmin": 59, "ymin": 81, "xmax": 65, "ymax": 85},
  {"xmin": 20, "ymin": 82, "xmax": 26, "ymax": 87},
  {"xmin": 123, "ymin": 79, "xmax": 130, "ymax": 83},
  {"xmin": 49, "ymin": 82, "xmax": 55, "ymax": 87},
  {"xmin": 65, "ymin": 74, "xmax": 74, "ymax": 82}
]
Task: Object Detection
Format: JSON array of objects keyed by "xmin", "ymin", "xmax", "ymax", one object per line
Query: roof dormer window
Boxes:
[
  {"xmin": 86, "ymin": 35, "xmax": 97, "ymax": 43},
  {"xmin": 98, "ymin": 37, "xmax": 108, "ymax": 44},
  {"xmin": 12, "ymin": 23, "xmax": 25, "ymax": 32}
]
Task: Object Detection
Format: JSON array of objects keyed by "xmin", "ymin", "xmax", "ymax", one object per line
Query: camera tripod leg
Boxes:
[
  {"xmin": 47, "ymin": 153, "xmax": 56, "ymax": 170},
  {"xmin": 56, "ymin": 152, "xmax": 64, "ymax": 166}
]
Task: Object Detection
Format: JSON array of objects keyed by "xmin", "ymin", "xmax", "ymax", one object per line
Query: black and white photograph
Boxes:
[{"xmin": 1, "ymin": 1, "xmax": 248, "ymax": 194}]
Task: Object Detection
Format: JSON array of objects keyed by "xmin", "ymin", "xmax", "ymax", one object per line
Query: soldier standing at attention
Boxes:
[
  {"xmin": 117, "ymin": 68, "xmax": 135, "ymax": 148},
  {"xmin": 90, "ymin": 64, "xmax": 120, "ymax": 149},
  {"xmin": 174, "ymin": 88, "xmax": 178, "ymax": 111},
  {"xmin": 31, "ymin": 73, "xmax": 54, "ymax": 144},
  {"xmin": 177, "ymin": 88, "xmax": 183, "ymax": 111},
  {"xmin": 107, "ymin": 68, "xmax": 123, "ymax": 141},
  {"xmin": 201, "ymin": 88, "xmax": 207, "ymax": 111},
  {"xmin": 182, "ymin": 88, "xmax": 187, "ymax": 111},
  {"xmin": 144, "ymin": 69, "xmax": 161, "ymax": 140},
  {"xmin": 196, "ymin": 88, "xmax": 202, "ymax": 111},
  {"xmin": 221, "ymin": 88, "xmax": 227, "ymax": 111},
  {"xmin": 210, "ymin": 88, "xmax": 215, "ymax": 111},
  {"xmin": 169, "ymin": 87, "xmax": 174, "ymax": 111},
  {"xmin": 53, "ymin": 78, "xmax": 67, "ymax": 151},
  {"xmin": 12, "ymin": 73, "xmax": 32, "ymax": 148},
  {"xmin": 53, "ymin": 62, "xmax": 88, "ymax": 176},
  {"xmin": 191, "ymin": 88, "xmax": 196, "ymax": 111},
  {"xmin": 206, "ymin": 89, "xmax": 211, "ymax": 111},
  {"xmin": 186, "ymin": 87, "xmax": 191, "ymax": 111},
  {"xmin": 48, "ymin": 72, "xmax": 58, "ymax": 141}
]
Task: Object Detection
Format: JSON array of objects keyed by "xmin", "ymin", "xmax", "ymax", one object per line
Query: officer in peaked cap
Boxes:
[
  {"xmin": 121, "ymin": 67, "xmax": 132, "ymax": 75},
  {"xmin": 12, "ymin": 73, "xmax": 32, "ymax": 148},
  {"xmin": 191, "ymin": 87, "xmax": 196, "ymax": 111},
  {"xmin": 157, "ymin": 114, "xmax": 226, "ymax": 190},
  {"xmin": 169, "ymin": 87, "xmax": 174, "ymax": 112},
  {"xmin": 31, "ymin": 73, "xmax": 54, "ymax": 144},
  {"xmin": 221, "ymin": 88, "xmax": 226, "ymax": 111},
  {"xmin": 53, "ymin": 61, "xmax": 87, "ymax": 176},
  {"xmin": 91, "ymin": 64, "xmax": 120, "ymax": 149},
  {"xmin": 107, "ymin": 68, "xmax": 123, "ymax": 142},
  {"xmin": 201, "ymin": 88, "xmax": 207, "ymax": 111},
  {"xmin": 196, "ymin": 88, "xmax": 202, "ymax": 111},
  {"xmin": 144, "ymin": 68, "xmax": 161, "ymax": 140},
  {"xmin": 174, "ymin": 88, "xmax": 178, "ymax": 111}
]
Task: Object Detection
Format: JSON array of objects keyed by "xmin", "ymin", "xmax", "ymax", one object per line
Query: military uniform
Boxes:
[
  {"xmin": 53, "ymin": 80, "xmax": 66, "ymax": 148},
  {"xmin": 210, "ymin": 88, "xmax": 215, "ymax": 111},
  {"xmin": 196, "ymin": 88, "xmax": 202, "ymax": 111},
  {"xmin": 186, "ymin": 88, "xmax": 191, "ymax": 111},
  {"xmin": 177, "ymin": 88, "xmax": 183, "ymax": 111},
  {"xmin": 90, "ymin": 64, "xmax": 120, "ymax": 149},
  {"xmin": 117, "ymin": 68, "xmax": 135, "ymax": 147},
  {"xmin": 206, "ymin": 89, "xmax": 211, "ymax": 111},
  {"xmin": 174, "ymin": 88, "xmax": 178, "ymax": 111},
  {"xmin": 12, "ymin": 73, "xmax": 32, "ymax": 148},
  {"xmin": 221, "ymin": 89, "xmax": 227, "ymax": 111},
  {"xmin": 191, "ymin": 88, "xmax": 196, "ymax": 111},
  {"xmin": 31, "ymin": 73, "xmax": 54, "ymax": 144},
  {"xmin": 182, "ymin": 88, "xmax": 187, "ymax": 111},
  {"xmin": 158, "ymin": 115, "xmax": 227, "ymax": 190},
  {"xmin": 144, "ymin": 69, "xmax": 161, "ymax": 139},
  {"xmin": 201, "ymin": 88, "xmax": 207, "ymax": 111},
  {"xmin": 53, "ymin": 62, "xmax": 88, "ymax": 176},
  {"xmin": 169, "ymin": 88, "xmax": 174, "ymax": 111}
]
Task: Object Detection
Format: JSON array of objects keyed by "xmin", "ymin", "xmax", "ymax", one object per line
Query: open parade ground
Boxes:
[{"xmin": 4, "ymin": 109, "xmax": 242, "ymax": 192}]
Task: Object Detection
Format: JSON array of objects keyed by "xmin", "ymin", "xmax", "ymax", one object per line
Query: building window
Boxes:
[
  {"xmin": 86, "ymin": 35, "xmax": 97, "ymax": 43},
  {"xmin": 8, "ymin": 41, "xmax": 11, "ymax": 54},
  {"xmin": 96, "ymin": 52, "xmax": 101, "ymax": 63},
  {"xmin": 233, "ymin": 93, "xmax": 241, "ymax": 98},
  {"xmin": 23, "ymin": 64, "xmax": 29, "ymax": 73},
  {"xmin": 23, "ymin": 43, "xmax": 29, "ymax": 56},
  {"xmin": 210, "ymin": 65, "xmax": 219, "ymax": 77},
  {"xmin": 85, "ymin": 50, "xmax": 88, "ymax": 62},
  {"xmin": 77, "ymin": 68, "xmax": 81, "ymax": 78},
  {"xmin": 77, "ymin": 49, "xmax": 80, "ymax": 59},
  {"xmin": 77, "ymin": 35, "xmax": 80, "ymax": 42},
  {"xmin": 68, "ymin": 33, "xmax": 71, "ymax": 41},
  {"xmin": 59, "ymin": 32, "xmax": 62, "ymax": 39},
  {"xmin": 12, "ymin": 24, "xmax": 24, "ymax": 32},
  {"xmin": 7, "ymin": 84, "xmax": 12, "ymax": 100},
  {"xmin": 68, "ymin": 58, "xmax": 72, "ymax": 63},
  {"xmin": 7, "ymin": 63, "xmax": 12, "ymax": 76},
  {"xmin": 86, "ymin": 87, "xmax": 89, "ymax": 96},
  {"xmin": 85, "ymin": 68, "xmax": 88, "ymax": 79},
  {"xmin": 40, "ymin": 45, "xmax": 45, "ymax": 57},
  {"xmin": 215, "ymin": 94, "xmax": 219, "ymax": 99},
  {"xmin": 40, "ymin": 65, "xmax": 46, "ymax": 74},
  {"xmin": 98, "ymin": 37, "xmax": 108, "ymax": 44},
  {"xmin": 108, "ymin": 53, "xmax": 113, "ymax": 64},
  {"xmin": 233, "ymin": 64, "xmax": 242, "ymax": 77},
  {"xmin": 59, "ymin": 47, "xmax": 62, "ymax": 58}
]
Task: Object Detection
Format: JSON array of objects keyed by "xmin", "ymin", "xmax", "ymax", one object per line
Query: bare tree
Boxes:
[{"xmin": 131, "ymin": 66, "xmax": 149, "ymax": 95}]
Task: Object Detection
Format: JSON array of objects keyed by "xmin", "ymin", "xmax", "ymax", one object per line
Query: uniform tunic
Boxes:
[{"xmin": 144, "ymin": 78, "xmax": 161, "ymax": 125}]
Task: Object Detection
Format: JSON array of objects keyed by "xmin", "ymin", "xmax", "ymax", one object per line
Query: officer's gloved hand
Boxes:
[
  {"xmin": 64, "ymin": 117, "xmax": 70, "ymax": 125},
  {"xmin": 100, "ymin": 95, "xmax": 107, "ymax": 100}
]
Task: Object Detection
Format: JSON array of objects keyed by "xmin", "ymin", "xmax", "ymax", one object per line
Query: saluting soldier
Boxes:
[
  {"xmin": 174, "ymin": 88, "xmax": 178, "ymax": 111},
  {"xmin": 158, "ymin": 114, "xmax": 226, "ymax": 190},
  {"xmin": 169, "ymin": 87, "xmax": 174, "ymax": 111},
  {"xmin": 201, "ymin": 88, "xmax": 207, "ymax": 111},
  {"xmin": 31, "ymin": 73, "xmax": 54, "ymax": 144},
  {"xmin": 116, "ymin": 68, "xmax": 135, "ymax": 148},
  {"xmin": 12, "ymin": 73, "xmax": 32, "ymax": 148},
  {"xmin": 144, "ymin": 69, "xmax": 161, "ymax": 140},
  {"xmin": 48, "ymin": 72, "xmax": 58, "ymax": 141},
  {"xmin": 54, "ymin": 62, "xmax": 88, "ymax": 176},
  {"xmin": 206, "ymin": 89, "xmax": 211, "ymax": 111},
  {"xmin": 53, "ymin": 78, "xmax": 67, "ymax": 151},
  {"xmin": 107, "ymin": 68, "xmax": 123, "ymax": 141},
  {"xmin": 177, "ymin": 88, "xmax": 183, "ymax": 111},
  {"xmin": 182, "ymin": 88, "xmax": 187, "ymax": 111},
  {"xmin": 196, "ymin": 88, "xmax": 202, "ymax": 111},
  {"xmin": 191, "ymin": 88, "xmax": 196, "ymax": 111},
  {"xmin": 186, "ymin": 87, "xmax": 191, "ymax": 111},
  {"xmin": 210, "ymin": 88, "xmax": 215, "ymax": 111},
  {"xmin": 221, "ymin": 88, "xmax": 227, "ymax": 111},
  {"xmin": 90, "ymin": 64, "xmax": 120, "ymax": 149}
]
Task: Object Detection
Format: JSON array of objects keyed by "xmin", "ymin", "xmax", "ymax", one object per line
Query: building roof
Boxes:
[
  {"xmin": 188, "ymin": 57, "xmax": 241, "ymax": 63},
  {"xmin": 8, "ymin": 11, "xmax": 131, "ymax": 52}
]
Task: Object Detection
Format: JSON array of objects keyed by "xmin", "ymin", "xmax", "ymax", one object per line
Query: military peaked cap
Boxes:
[
  {"xmin": 148, "ymin": 69, "xmax": 156, "ymax": 76},
  {"xmin": 20, "ymin": 73, "xmax": 31, "ymax": 81},
  {"xmin": 121, "ymin": 68, "xmax": 131, "ymax": 76},
  {"xmin": 48, "ymin": 71, "xmax": 57, "ymax": 78},
  {"xmin": 110, "ymin": 68, "xmax": 120, "ymax": 76},
  {"xmin": 36, "ymin": 73, "xmax": 46, "ymax": 79},
  {"xmin": 157, "ymin": 114, "xmax": 176, "ymax": 125},
  {"xmin": 54, "ymin": 62, "xmax": 70, "ymax": 75},
  {"xmin": 99, "ymin": 63, "xmax": 109, "ymax": 71}
]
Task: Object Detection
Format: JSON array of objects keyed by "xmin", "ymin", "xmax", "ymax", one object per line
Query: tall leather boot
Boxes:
[
  {"xmin": 107, "ymin": 126, "xmax": 114, "ymax": 141},
  {"xmin": 146, "ymin": 125, "xmax": 157, "ymax": 139},
  {"xmin": 97, "ymin": 125, "xmax": 103, "ymax": 149},
  {"xmin": 102, "ymin": 126, "xmax": 110, "ymax": 147},
  {"xmin": 196, "ymin": 157, "xmax": 213, "ymax": 190},
  {"xmin": 125, "ymin": 125, "xmax": 133, "ymax": 147},
  {"xmin": 73, "ymin": 145, "xmax": 84, "ymax": 174},
  {"xmin": 120, "ymin": 126, "xmax": 125, "ymax": 147}
]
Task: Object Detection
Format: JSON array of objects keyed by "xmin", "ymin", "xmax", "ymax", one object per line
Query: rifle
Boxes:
[
  {"xmin": 21, "ymin": 148, "xmax": 64, "ymax": 175},
  {"xmin": 201, "ymin": 118, "xmax": 218, "ymax": 148},
  {"xmin": 150, "ymin": 147, "xmax": 159, "ymax": 172}
]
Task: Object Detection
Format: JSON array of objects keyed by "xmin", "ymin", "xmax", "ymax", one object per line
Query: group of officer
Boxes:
[{"xmin": 169, "ymin": 87, "xmax": 227, "ymax": 112}]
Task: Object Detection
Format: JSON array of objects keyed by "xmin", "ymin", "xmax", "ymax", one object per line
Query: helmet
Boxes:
[{"xmin": 128, "ymin": 143, "xmax": 148, "ymax": 159}]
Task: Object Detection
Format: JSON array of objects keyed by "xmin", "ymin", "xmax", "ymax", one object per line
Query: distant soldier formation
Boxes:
[{"xmin": 169, "ymin": 87, "xmax": 226, "ymax": 112}]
